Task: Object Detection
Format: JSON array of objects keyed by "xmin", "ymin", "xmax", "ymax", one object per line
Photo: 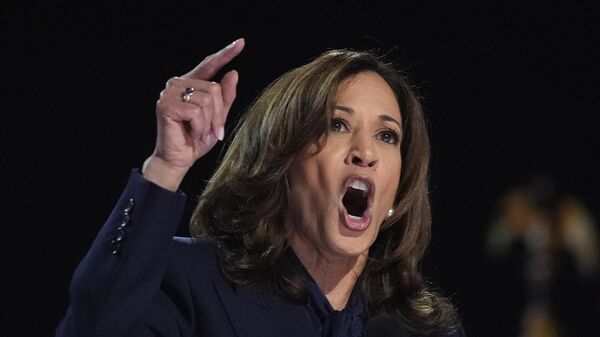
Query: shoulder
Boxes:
[
  {"xmin": 171, "ymin": 236, "xmax": 223, "ymax": 280},
  {"xmin": 172, "ymin": 236, "xmax": 219, "ymax": 260},
  {"xmin": 173, "ymin": 235, "xmax": 218, "ymax": 249},
  {"xmin": 436, "ymin": 322, "xmax": 467, "ymax": 337}
]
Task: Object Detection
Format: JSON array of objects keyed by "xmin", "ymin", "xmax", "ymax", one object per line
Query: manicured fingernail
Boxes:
[
  {"xmin": 205, "ymin": 133, "xmax": 213, "ymax": 145},
  {"xmin": 217, "ymin": 127, "xmax": 224, "ymax": 141}
]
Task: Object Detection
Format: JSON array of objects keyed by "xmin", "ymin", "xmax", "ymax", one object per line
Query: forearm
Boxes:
[{"xmin": 56, "ymin": 170, "xmax": 187, "ymax": 337}]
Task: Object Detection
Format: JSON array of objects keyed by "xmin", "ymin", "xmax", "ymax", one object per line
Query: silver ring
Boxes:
[{"xmin": 181, "ymin": 87, "xmax": 195, "ymax": 102}]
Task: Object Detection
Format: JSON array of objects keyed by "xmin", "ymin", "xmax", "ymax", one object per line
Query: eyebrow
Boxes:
[{"xmin": 334, "ymin": 105, "xmax": 402, "ymax": 129}]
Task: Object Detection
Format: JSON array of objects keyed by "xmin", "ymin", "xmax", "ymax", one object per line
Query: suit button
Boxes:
[
  {"xmin": 119, "ymin": 213, "xmax": 131, "ymax": 228},
  {"xmin": 110, "ymin": 239, "xmax": 121, "ymax": 255},
  {"xmin": 110, "ymin": 229, "xmax": 127, "ymax": 255},
  {"xmin": 115, "ymin": 228, "xmax": 127, "ymax": 242},
  {"xmin": 124, "ymin": 198, "xmax": 135, "ymax": 214}
]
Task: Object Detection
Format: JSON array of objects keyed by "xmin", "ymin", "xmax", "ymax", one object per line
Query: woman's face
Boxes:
[{"xmin": 286, "ymin": 71, "xmax": 402, "ymax": 258}]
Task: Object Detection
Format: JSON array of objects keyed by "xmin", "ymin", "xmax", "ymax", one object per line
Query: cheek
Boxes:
[
  {"xmin": 296, "ymin": 153, "xmax": 338, "ymax": 195},
  {"xmin": 379, "ymin": 185, "xmax": 398, "ymax": 210},
  {"xmin": 287, "ymin": 160, "xmax": 327, "ymax": 219},
  {"xmin": 382, "ymin": 157, "xmax": 402, "ymax": 203}
]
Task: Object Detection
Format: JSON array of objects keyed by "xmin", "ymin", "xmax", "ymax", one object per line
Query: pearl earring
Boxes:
[{"xmin": 387, "ymin": 208, "xmax": 394, "ymax": 217}]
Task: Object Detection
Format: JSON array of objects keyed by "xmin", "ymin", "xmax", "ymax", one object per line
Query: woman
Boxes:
[{"xmin": 56, "ymin": 39, "xmax": 465, "ymax": 337}]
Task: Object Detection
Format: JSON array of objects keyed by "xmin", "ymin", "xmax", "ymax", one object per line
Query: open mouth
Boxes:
[
  {"xmin": 340, "ymin": 177, "xmax": 374, "ymax": 231},
  {"xmin": 342, "ymin": 181, "xmax": 369, "ymax": 217},
  {"xmin": 341, "ymin": 177, "xmax": 373, "ymax": 222}
]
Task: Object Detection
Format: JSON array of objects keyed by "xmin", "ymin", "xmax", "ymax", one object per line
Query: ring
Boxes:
[{"xmin": 181, "ymin": 87, "xmax": 195, "ymax": 102}]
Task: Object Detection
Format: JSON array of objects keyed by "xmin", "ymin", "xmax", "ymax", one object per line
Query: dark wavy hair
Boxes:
[{"xmin": 190, "ymin": 49, "xmax": 458, "ymax": 334}]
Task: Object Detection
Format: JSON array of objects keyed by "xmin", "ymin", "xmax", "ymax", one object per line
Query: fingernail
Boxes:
[
  {"xmin": 205, "ymin": 133, "xmax": 213, "ymax": 145},
  {"xmin": 217, "ymin": 127, "xmax": 224, "ymax": 141},
  {"xmin": 228, "ymin": 39, "xmax": 239, "ymax": 47},
  {"xmin": 232, "ymin": 70, "xmax": 239, "ymax": 85}
]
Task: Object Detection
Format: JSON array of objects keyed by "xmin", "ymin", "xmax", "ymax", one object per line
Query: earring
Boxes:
[{"xmin": 387, "ymin": 208, "xmax": 394, "ymax": 217}]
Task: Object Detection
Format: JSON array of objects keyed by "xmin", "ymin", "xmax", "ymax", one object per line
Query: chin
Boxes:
[{"xmin": 330, "ymin": 225, "xmax": 378, "ymax": 258}]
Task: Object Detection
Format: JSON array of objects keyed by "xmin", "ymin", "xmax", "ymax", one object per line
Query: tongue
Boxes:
[{"xmin": 342, "ymin": 187, "xmax": 367, "ymax": 217}]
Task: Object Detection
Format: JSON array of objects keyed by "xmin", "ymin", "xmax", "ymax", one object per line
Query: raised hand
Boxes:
[{"xmin": 143, "ymin": 38, "xmax": 245, "ymax": 191}]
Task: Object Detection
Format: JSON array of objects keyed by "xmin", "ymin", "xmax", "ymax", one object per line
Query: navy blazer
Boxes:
[{"xmin": 56, "ymin": 170, "xmax": 465, "ymax": 337}]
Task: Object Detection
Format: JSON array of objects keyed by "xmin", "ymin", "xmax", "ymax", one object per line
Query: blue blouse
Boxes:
[{"xmin": 289, "ymin": 250, "xmax": 365, "ymax": 337}]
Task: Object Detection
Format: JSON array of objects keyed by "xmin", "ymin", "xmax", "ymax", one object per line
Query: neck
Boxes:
[{"xmin": 289, "ymin": 235, "xmax": 367, "ymax": 310}]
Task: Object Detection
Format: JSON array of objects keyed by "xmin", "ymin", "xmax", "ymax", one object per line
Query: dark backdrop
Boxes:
[{"xmin": 3, "ymin": 1, "xmax": 599, "ymax": 336}]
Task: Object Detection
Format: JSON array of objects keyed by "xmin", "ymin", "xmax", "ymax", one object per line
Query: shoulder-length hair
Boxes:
[{"xmin": 190, "ymin": 49, "xmax": 457, "ymax": 334}]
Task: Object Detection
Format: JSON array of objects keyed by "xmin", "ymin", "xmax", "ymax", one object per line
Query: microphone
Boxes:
[{"xmin": 365, "ymin": 315, "xmax": 410, "ymax": 337}]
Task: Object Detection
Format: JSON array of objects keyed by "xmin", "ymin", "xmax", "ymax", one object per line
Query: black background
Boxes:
[{"xmin": 3, "ymin": 1, "xmax": 599, "ymax": 336}]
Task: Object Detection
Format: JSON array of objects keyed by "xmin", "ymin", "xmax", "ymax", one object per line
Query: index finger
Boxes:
[{"xmin": 182, "ymin": 38, "xmax": 245, "ymax": 80}]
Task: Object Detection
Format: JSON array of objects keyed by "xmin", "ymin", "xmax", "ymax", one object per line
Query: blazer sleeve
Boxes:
[{"xmin": 55, "ymin": 169, "xmax": 192, "ymax": 337}]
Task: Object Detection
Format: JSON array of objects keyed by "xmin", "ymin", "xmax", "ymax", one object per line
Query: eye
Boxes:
[
  {"xmin": 377, "ymin": 129, "xmax": 400, "ymax": 145},
  {"xmin": 330, "ymin": 118, "xmax": 349, "ymax": 133}
]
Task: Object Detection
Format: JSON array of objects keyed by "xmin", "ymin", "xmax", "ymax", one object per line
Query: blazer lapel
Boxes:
[
  {"xmin": 213, "ymin": 280, "xmax": 318, "ymax": 337},
  {"xmin": 213, "ymin": 280, "xmax": 280, "ymax": 337}
]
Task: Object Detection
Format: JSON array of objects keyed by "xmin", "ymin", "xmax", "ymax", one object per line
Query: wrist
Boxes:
[{"xmin": 142, "ymin": 155, "xmax": 189, "ymax": 192}]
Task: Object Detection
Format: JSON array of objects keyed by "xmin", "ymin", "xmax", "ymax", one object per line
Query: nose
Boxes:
[{"xmin": 345, "ymin": 134, "xmax": 379, "ymax": 168}]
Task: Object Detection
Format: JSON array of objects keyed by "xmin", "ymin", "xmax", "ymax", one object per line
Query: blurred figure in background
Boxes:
[{"xmin": 486, "ymin": 175, "xmax": 599, "ymax": 337}]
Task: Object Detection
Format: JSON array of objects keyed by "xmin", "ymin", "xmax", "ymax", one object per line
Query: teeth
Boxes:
[{"xmin": 349, "ymin": 179, "xmax": 369, "ymax": 192}]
